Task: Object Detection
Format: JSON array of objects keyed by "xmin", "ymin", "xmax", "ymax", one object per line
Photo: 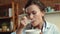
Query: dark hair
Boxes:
[{"xmin": 24, "ymin": 0, "xmax": 46, "ymax": 12}]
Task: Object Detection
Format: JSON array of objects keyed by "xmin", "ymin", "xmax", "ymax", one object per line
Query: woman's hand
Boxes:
[
  {"xmin": 18, "ymin": 16, "xmax": 28, "ymax": 29},
  {"xmin": 16, "ymin": 16, "xmax": 29, "ymax": 34}
]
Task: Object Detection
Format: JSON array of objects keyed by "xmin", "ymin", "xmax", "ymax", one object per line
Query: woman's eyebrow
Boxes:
[{"xmin": 32, "ymin": 11, "xmax": 36, "ymax": 13}]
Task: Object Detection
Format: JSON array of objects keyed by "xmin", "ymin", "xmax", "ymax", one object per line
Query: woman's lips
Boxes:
[{"xmin": 31, "ymin": 20, "xmax": 35, "ymax": 24}]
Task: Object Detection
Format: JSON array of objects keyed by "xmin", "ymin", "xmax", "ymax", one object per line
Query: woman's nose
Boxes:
[{"xmin": 29, "ymin": 14, "xmax": 33, "ymax": 20}]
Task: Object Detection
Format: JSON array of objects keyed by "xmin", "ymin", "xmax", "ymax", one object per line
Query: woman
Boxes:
[{"xmin": 11, "ymin": 0, "xmax": 60, "ymax": 34}]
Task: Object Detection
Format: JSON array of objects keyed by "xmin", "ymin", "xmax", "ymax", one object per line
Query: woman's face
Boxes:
[{"xmin": 26, "ymin": 4, "xmax": 45, "ymax": 27}]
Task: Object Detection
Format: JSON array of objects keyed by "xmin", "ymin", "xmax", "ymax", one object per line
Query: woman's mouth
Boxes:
[{"xmin": 31, "ymin": 20, "xmax": 35, "ymax": 24}]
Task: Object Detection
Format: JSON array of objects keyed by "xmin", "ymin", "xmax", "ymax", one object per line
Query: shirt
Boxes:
[{"xmin": 11, "ymin": 22, "xmax": 60, "ymax": 34}]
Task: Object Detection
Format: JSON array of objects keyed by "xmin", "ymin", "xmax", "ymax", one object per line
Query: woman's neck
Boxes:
[{"xmin": 34, "ymin": 22, "xmax": 44, "ymax": 29}]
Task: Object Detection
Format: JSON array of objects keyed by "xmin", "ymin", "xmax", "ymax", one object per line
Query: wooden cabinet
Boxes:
[{"xmin": 0, "ymin": 0, "xmax": 19, "ymax": 32}]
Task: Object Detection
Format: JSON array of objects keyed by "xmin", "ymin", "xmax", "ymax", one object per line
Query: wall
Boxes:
[{"xmin": 45, "ymin": 13, "xmax": 60, "ymax": 31}]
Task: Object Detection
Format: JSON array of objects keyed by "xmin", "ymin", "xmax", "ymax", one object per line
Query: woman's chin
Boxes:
[{"xmin": 31, "ymin": 22, "xmax": 39, "ymax": 27}]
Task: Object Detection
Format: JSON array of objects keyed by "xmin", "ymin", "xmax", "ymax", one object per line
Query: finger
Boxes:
[
  {"xmin": 20, "ymin": 20, "xmax": 27, "ymax": 26},
  {"xmin": 23, "ymin": 16, "xmax": 27, "ymax": 20}
]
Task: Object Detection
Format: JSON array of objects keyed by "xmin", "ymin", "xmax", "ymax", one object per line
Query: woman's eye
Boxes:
[
  {"xmin": 32, "ymin": 12, "xmax": 36, "ymax": 15},
  {"xmin": 32, "ymin": 11, "xmax": 36, "ymax": 15}
]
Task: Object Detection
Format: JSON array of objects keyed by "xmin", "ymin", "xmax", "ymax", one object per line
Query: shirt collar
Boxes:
[{"xmin": 43, "ymin": 21, "xmax": 51, "ymax": 32}]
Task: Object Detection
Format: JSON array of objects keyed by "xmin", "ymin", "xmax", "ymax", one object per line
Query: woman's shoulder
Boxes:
[{"xmin": 46, "ymin": 22, "xmax": 58, "ymax": 29}]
